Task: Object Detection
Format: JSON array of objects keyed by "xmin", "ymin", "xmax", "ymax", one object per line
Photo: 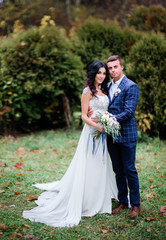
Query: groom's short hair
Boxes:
[{"xmin": 107, "ymin": 55, "xmax": 123, "ymax": 66}]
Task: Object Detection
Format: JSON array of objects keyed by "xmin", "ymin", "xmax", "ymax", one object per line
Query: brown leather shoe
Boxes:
[
  {"xmin": 112, "ymin": 204, "xmax": 128, "ymax": 214},
  {"xmin": 130, "ymin": 206, "xmax": 140, "ymax": 218}
]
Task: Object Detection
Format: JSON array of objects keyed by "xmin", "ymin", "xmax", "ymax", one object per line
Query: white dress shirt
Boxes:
[{"xmin": 109, "ymin": 74, "xmax": 124, "ymax": 101}]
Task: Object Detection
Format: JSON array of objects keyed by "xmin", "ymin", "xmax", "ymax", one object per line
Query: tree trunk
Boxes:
[
  {"xmin": 66, "ymin": 0, "xmax": 71, "ymax": 16},
  {"xmin": 75, "ymin": 0, "xmax": 81, "ymax": 8},
  {"xmin": 61, "ymin": 94, "xmax": 72, "ymax": 127}
]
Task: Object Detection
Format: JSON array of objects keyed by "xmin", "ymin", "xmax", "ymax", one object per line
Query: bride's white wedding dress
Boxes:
[{"xmin": 23, "ymin": 88, "xmax": 118, "ymax": 228}]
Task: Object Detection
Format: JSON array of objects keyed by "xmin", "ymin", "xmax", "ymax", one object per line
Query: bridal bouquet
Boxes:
[{"xmin": 92, "ymin": 112, "xmax": 121, "ymax": 142}]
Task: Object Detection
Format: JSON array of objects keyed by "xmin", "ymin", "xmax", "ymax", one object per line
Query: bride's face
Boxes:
[{"xmin": 94, "ymin": 67, "xmax": 106, "ymax": 86}]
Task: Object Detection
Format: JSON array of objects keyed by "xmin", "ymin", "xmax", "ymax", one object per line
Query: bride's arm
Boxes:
[{"xmin": 81, "ymin": 92, "xmax": 103, "ymax": 132}]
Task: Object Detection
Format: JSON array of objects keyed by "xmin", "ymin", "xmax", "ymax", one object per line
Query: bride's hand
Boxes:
[
  {"xmin": 91, "ymin": 117, "xmax": 98, "ymax": 123},
  {"xmin": 96, "ymin": 124, "xmax": 105, "ymax": 133}
]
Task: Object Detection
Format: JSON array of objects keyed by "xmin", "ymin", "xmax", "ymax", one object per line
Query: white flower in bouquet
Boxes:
[{"xmin": 92, "ymin": 111, "xmax": 121, "ymax": 142}]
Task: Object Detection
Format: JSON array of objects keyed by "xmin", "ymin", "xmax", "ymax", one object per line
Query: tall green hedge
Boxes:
[
  {"xmin": 0, "ymin": 26, "xmax": 85, "ymax": 133},
  {"xmin": 0, "ymin": 18, "xmax": 165, "ymax": 138},
  {"xmin": 72, "ymin": 18, "xmax": 144, "ymax": 69},
  {"xmin": 126, "ymin": 33, "xmax": 166, "ymax": 138},
  {"xmin": 72, "ymin": 19, "xmax": 126, "ymax": 68}
]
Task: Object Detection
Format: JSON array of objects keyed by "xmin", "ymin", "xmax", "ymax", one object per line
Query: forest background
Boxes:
[{"xmin": 0, "ymin": 0, "xmax": 166, "ymax": 139}]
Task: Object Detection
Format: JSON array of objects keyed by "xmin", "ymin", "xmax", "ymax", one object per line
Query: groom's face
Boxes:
[{"xmin": 107, "ymin": 60, "xmax": 124, "ymax": 82}]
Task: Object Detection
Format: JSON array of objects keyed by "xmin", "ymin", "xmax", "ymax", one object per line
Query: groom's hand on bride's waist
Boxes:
[{"xmin": 87, "ymin": 107, "xmax": 93, "ymax": 117}]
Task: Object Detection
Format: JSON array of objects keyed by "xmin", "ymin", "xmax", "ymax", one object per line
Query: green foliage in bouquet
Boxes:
[
  {"xmin": 92, "ymin": 112, "xmax": 121, "ymax": 142},
  {"xmin": 0, "ymin": 26, "xmax": 85, "ymax": 133},
  {"xmin": 126, "ymin": 33, "xmax": 166, "ymax": 138}
]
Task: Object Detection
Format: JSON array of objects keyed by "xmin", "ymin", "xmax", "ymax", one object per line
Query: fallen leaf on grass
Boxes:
[
  {"xmin": 157, "ymin": 183, "xmax": 162, "ymax": 186},
  {"xmin": 150, "ymin": 185, "xmax": 157, "ymax": 190},
  {"xmin": 42, "ymin": 227, "xmax": 48, "ymax": 231},
  {"xmin": 33, "ymin": 150, "xmax": 40, "ymax": 153},
  {"xmin": 28, "ymin": 168, "xmax": 34, "ymax": 171},
  {"xmin": 22, "ymin": 224, "xmax": 30, "ymax": 228},
  {"xmin": 146, "ymin": 192, "xmax": 156, "ymax": 198},
  {"xmin": 10, "ymin": 233, "xmax": 23, "ymax": 238},
  {"xmin": 51, "ymin": 164, "xmax": 58, "ymax": 167},
  {"xmin": 158, "ymin": 206, "xmax": 166, "ymax": 216},
  {"xmin": 146, "ymin": 217, "xmax": 156, "ymax": 222},
  {"xmin": 101, "ymin": 229, "xmax": 109, "ymax": 234},
  {"xmin": 4, "ymin": 167, "xmax": 11, "ymax": 171},
  {"xmin": 15, "ymin": 192, "xmax": 21, "ymax": 196},
  {"xmin": 13, "ymin": 162, "xmax": 24, "ymax": 169},
  {"xmin": 0, "ymin": 162, "xmax": 7, "ymax": 167},
  {"xmin": 0, "ymin": 223, "xmax": 8, "ymax": 230},
  {"xmin": 148, "ymin": 178, "xmax": 153, "ymax": 182},
  {"xmin": 26, "ymin": 195, "xmax": 38, "ymax": 201},
  {"xmin": 147, "ymin": 228, "xmax": 151, "ymax": 232},
  {"xmin": 18, "ymin": 147, "xmax": 25, "ymax": 152},
  {"xmin": 24, "ymin": 234, "xmax": 35, "ymax": 239},
  {"xmin": 16, "ymin": 173, "xmax": 22, "ymax": 175},
  {"xmin": 15, "ymin": 182, "xmax": 23, "ymax": 185},
  {"xmin": 156, "ymin": 165, "xmax": 160, "ymax": 169},
  {"xmin": 52, "ymin": 149, "xmax": 58, "ymax": 153},
  {"xmin": 24, "ymin": 234, "xmax": 39, "ymax": 239},
  {"xmin": 9, "ymin": 204, "xmax": 16, "ymax": 208},
  {"xmin": 131, "ymin": 226, "xmax": 136, "ymax": 229},
  {"xmin": 0, "ymin": 205, "xmax": 4, "ymax": 209},
  {"xmin": 3, "ymin": 183, "xmax": 8, "ymax": 188},
  {"xmin": 0, "ymin": 190, "xmax": 5, "ymax": 193}
]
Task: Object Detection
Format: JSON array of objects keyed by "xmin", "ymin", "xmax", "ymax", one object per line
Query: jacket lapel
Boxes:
[{"xmin": 109, "ymin": 75, "xmax": 127, "ymax": 105}]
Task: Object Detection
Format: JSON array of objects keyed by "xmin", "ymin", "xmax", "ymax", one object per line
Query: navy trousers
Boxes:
[{"xmin": 107, "ymin": 136, "xmax": 140, "ymax": 206}]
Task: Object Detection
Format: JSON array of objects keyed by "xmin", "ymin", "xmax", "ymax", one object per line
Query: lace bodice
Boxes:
[{"xmin": 82, "ymin": 87, "xmax": 109, "ymax": 118}]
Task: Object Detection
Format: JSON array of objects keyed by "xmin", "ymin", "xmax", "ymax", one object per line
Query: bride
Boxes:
[{"xmin": 23, "ymin": 60, "xmax": 118, "ymax": 228}]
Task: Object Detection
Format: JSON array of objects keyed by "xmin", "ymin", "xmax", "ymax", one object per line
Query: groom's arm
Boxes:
[{"xmin": 115, "ymin": 84, "xmax": 139, "ymax": 123}]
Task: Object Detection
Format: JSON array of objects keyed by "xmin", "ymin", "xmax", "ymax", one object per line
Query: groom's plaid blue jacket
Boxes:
[{"xmin": 108, "ymin": 75, "xmax": 139, "ymax": 143}]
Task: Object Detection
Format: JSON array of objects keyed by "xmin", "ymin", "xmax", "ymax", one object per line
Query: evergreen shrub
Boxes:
[
  {"xmin": 126, "ymin": 33, "xmax": 166, "ymax": 138},
  {"xmin": 123, "ymin": 27, "xmax": 145, "ymax": 54},
  {"xmin": 72, "ymin": 19, "xmax": 126, "ymax": 68},
  {"xmin": 128, "ymin": 5, "xmax": 166, "ymax": 33},
  {"xmin": 0, "ymin": 26, "xmax": 85, "ymax": 133}
]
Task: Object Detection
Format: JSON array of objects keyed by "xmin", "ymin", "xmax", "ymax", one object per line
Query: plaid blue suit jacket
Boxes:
[{"xmin": 108, "ymin": 75, "xmax": 139, "ymax": 143}]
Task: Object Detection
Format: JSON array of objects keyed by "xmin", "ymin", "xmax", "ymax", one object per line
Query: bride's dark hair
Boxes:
[{"xmin": 85, "ymin": 60, "xmax": 109, "ymax": 97}]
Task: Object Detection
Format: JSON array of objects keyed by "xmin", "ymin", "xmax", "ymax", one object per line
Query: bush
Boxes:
[
  {"xmin": 72, "ymin": 18, "xmax": 126, "ymax": 68},
  {"xmin": 126, "ymin": 33, "xmax": 166, "ymax": 138},
  {"xmin": 0, "ymin": 26, "xmax": 85, "ymax": 134},
  {"xmin": 123, "ymin": 26, "xmax": 145, "ymax": 55},
  {"xmin": 128, "ymin": 5, "xmax": 166, "ymax": 33}
]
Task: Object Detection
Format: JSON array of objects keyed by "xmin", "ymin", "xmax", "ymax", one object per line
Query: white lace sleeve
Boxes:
[{"xmin": 82, "ymin": 87, "xmax": 91, "ymax": 94}]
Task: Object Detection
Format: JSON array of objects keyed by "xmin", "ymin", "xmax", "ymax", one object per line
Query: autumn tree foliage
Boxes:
[
  {"xmin": 0, "ymin": 0, "xmax": 166, "ymax": 36},
  {"xmin": 128, "ymin": 5, "xmax": 166, "ymax": 33}
]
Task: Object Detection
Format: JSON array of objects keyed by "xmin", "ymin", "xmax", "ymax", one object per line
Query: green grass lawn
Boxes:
[{"xmin": 0, "ymin": 129, "xmax": 165, "ymax": 240}]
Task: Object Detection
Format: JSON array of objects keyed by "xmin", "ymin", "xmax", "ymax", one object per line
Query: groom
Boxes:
[{"xmin": 106, "ymin": 55, "xmax": 140, "ymax": 217}]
